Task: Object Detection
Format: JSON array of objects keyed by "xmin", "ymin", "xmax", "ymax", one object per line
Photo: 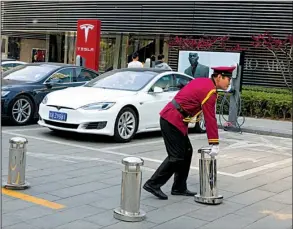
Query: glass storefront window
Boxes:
[
  {"xmin": 99, "ymin": 37, "xmax": 116, "ymax": 72},
  {"xmin": 65, "ymin": 32, "xmax": 77, "ymax": 65},
  {"xmin": 2, "ymin": 33, "xmax": 162, "ymax": 72},
  {"xmin": 8, "ymin": 37, "xmax": 21, "ymax": 60},
  {"xmin": 127, "ymin": 36, "xmax": 156, "ymax": 65},
  {"xmin": 64, "ymin": 32, "xmax": 116, "ymax": 72}
]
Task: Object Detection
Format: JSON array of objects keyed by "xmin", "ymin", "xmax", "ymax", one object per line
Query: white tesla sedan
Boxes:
[{"xmin": 38, "ymin": 68, "xmax": 206, "ymax": 142}]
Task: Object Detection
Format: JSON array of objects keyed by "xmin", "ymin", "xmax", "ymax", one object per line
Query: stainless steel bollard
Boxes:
[
  {"xmin": 3, "ymin": 137, "xmax": 30, "ymax": 190},
  {"xmin": 114, "ymin": 156, "xmax": 146, "ymax": 222},
  {"xmin": 194, "ymin": 147, "xmax": 223, "ymax": 205}
]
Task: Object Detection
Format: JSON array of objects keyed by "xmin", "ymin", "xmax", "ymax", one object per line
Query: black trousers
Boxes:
[{"xmin": 146, "ymin": 117, "xmax": 193, "ymax": 191}]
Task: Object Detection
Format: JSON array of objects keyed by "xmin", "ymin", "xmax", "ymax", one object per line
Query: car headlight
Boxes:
[
  {"xmin": 80, "ymin": 102, "xmax": 115, "ymax": 110},
  {"xmin": 42, "ymin": 96, "xmax": 48, "ymax": 104},
  {"xmin": 1, "ymin": 91, "xmax": 10, "ymax": 97}
]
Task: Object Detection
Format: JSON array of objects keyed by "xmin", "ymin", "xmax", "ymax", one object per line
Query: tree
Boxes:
[
  {"xmin": 167, "ymin": 35, "xmax": 231, "ymax": 51},
  {"xmin": 251, "ymin": 32, "xmax": 293, "ymax": 89},
  {"xmin": 167, "ymin": 32, "xmax": 293, "ymax": 88}
]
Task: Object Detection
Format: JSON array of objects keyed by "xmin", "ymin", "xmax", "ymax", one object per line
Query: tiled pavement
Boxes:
[
  {"xmin": 217, "ymin": 115, "xmax": 292, "ymax": 138},
  {"xmin": 1, "ymin": 124, "xmax": 292, "ymax": 229}
]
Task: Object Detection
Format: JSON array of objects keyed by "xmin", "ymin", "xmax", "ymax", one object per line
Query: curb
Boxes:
[{"xmin": 217, "ymin": 125, "xmax": 292, "ymax": 139}]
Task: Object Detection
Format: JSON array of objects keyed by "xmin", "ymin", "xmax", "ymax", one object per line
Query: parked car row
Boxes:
[
  {"xmin": 38, "ymin": 68, "xmax": 207, "ymax": 142},
  {"xmin": 1, "ymin": 62, "xmax": 100, "ymax": 125},
  {"xmin": 1, "ymin": 59, "xmax": 27, "ymax": 72},
  {"xmin": 2, "ymin": 63, "xmax": 206, "ymax": 142}
]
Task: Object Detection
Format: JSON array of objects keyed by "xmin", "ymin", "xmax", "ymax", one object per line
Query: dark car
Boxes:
[{"xmin": 2, "ymin": 62, "xmax": 100, "ymax": 125}]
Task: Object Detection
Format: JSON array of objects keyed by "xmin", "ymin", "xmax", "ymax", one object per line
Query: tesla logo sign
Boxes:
[
  {"xmin": 76, "ymin": 19, "xmax": 101, "ymax": 71},
  {"xmin": 79, "ymin": 24, "xmax": 94, "ymax": 43}
]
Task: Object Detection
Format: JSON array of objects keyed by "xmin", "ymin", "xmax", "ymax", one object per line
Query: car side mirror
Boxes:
[
  {"xmin": 45, "ymin": 78, "xmax": 59, "ymax": 87},
  {"xmin": 153, "ymin": 86, "xmax": 164, "ymax": 93}
]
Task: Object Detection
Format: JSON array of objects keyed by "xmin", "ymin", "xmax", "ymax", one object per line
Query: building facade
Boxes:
[{"xmin": 1, "ymin": 1, "xmax": 292, "ymax": 87}]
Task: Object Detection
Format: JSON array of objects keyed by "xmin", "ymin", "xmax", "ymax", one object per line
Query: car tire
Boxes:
[
  {"xmin": 9, "ymin": 95, "xmax": 34, "ymax": 125},
  {"xmin": 194, "ymin": 113, "xmax": 206, "ymax": 133},
  {"xmin": 114, "ymin": 107, "xmax": 138, "ymax": 143}
]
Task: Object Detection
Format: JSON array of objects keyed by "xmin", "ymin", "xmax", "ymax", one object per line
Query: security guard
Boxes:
[{"xmin": 143, "ymin": 66, "xmax": 236, "ymax": 200}]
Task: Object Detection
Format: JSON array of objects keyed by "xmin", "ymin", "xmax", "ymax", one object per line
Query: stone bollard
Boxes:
[
  {"xmin": 194, "ymin": 147, "xmax": 223, "ymax": 205},
  {"xmin": 3, "ymin": 137, "xmax": 30, "ymax": 190},
  {"xmin": 114, "ymin": 156, "xmax": 146, "ymax": 222}
]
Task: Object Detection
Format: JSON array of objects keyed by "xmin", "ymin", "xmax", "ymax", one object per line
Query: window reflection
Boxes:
[{"xmin": 86, "ymin": 70, "xmax": 158, "ymax": 91}]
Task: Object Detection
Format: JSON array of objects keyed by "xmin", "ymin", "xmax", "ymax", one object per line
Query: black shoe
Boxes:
[
  {"xmin": 143, "ymin": 182, "xmax": 168, "ymax": 200},
  {"xmin": 171, "ymin": 189, "xmax": 197, "ymax": 196}
]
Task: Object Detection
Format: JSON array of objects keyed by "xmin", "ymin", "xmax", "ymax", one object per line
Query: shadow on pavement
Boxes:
[
  {"xmin": 2, "ymin": 118, "xmax": 38, "ymax": 126},
  {"xmin": 39, "ymin": 129, "xmax": 164, "ymax": 144}
]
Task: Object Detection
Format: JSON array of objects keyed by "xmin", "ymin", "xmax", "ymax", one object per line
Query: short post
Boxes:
[
  {"xmin": 194, "ymin": 147, "xmax": 223, "ymax": 205},
  {"xmin": 114, "ymin": 156, "xmax": 146, "ymax": 222},
  {"xmin": 3, "ymin": 137, "xmax": 30, "ymax": 190}
]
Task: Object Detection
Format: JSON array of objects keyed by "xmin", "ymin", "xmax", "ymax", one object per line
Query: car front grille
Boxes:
[{"xmin": 44, "ymin": 120, "xmax": 79, "ymax": 129}]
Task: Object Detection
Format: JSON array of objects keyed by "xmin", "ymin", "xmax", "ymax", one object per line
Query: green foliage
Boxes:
[
  {"xmin": 241, "ymin": 91, "xmax": 292, "ymax": 120},
  {"xmin": 242, "ymin": 86, "xmax": 292, "ymax": 95},
  {"xmin": 217, "ymin": 87, "xmax": 292, "ymax": 120}
]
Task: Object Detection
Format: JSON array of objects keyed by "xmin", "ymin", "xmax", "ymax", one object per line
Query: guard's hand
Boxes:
[{"xmin": 209, "ymin": 145, "xmax": 219, "ymax": 157}]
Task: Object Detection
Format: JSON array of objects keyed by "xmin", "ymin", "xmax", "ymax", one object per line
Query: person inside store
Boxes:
[
  {"xmin": 154, "ymin": 54, "xmax": 172, "ymax": 70},
  {"xmin": 150, "ymin": 55, "xmax": 156, "ymax": 67},
  {"xmin": 127, "ymin": 52, "xmax": 143, "ymax": 68}
]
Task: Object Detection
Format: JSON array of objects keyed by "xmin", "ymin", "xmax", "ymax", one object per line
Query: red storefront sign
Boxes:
[{"xmin": 76, "ymin": 19, "xmax": 101, "ymax": 71}]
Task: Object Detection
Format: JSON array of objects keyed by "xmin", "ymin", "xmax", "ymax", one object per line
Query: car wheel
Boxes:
[
  {"xmin": 194, "ymin": 113, "xmax": 206, "ymax": 133},
  {"xmin": 9, "ymin": 95, "xmax": 34, "ymax": 125},
  {"xmin": 114, "ymin": 107, "xmax": 138, "ymax": 143}
]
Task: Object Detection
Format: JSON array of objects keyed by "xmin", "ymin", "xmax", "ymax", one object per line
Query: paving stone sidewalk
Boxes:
[
  {"xmin": 1, "ymin": 126, "xmax": 292, "ymax": 229},
  {"xmin": 217, "ymin": 115, "xmax": 292, "ymax": 138}
]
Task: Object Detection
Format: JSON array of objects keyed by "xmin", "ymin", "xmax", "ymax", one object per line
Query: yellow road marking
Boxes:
[{"xmin": 2, "ymin": 188, "xmax": 65, "ymax": 210}]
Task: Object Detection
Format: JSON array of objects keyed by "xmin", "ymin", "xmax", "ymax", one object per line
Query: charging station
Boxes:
[
  {"xmin": 218, "ymin": 63, "xmax": 245, "ymax": 133},
  {"xmin": 75, "ymin": 55, "xmax": 86, "ymax": 67}
]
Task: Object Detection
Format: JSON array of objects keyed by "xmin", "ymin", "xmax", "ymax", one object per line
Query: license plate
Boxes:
[{"xmin": 49, "ymin": 111, "xmax": 67, "ymax": 121}]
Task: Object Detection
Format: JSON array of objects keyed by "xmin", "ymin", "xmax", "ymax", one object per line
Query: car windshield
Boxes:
[
  {"xmin": 85, "ymin": 70, "xmax": 158, "ymax": 91},
  {"xmin": 3, "ymin": 65, "xmax": 59, "ymax": 82}
]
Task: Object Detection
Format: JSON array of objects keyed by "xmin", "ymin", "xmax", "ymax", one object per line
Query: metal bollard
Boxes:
[
  {"xmin": 114, "ymin": 156, "xmax": 146, "ymax": 222},
  {"xmin": 3, "ymin": 137, "xmax": 30, "ymax": 190},
  {"xmin": 194, "ymin": 147, "xmax": 223, "ymax": 205}
]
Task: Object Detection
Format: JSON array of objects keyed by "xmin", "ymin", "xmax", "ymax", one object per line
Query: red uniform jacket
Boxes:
[{"xmin": 160, "ymin": 78, "xmax": 219, "ymax": 145}]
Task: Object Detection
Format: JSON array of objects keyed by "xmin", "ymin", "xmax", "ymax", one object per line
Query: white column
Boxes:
[
  {"xmin": 63, "ymin": 32, "xmax": 68, "ymax": 64},
  {"xmin": 120, "ymin": 34, "xmax": 129, "ymax": 68},
  {"xmin": 45, "ymin": 34, "xmax": 50, "ymax": 62},
  {"xmin": 163, "ymin": 36, "xmax": 169, "ymax": 63}
]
